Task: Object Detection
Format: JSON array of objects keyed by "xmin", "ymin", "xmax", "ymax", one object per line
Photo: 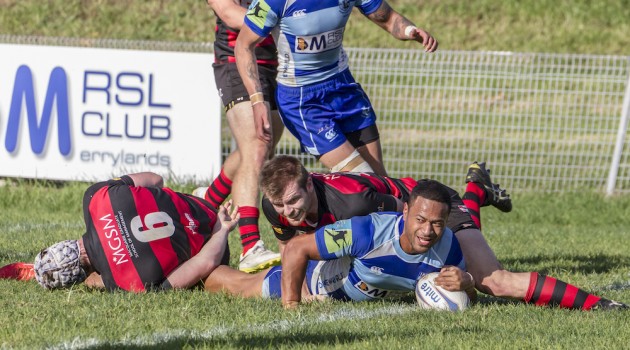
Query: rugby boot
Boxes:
[
  {"xmin": 465, "ymin": 162, "xmax": 513, "ymax": 213},
  {"xmin": 238, "ymin": 240, "xmax": 281, "ymax": 273},
  {"xmin": 591, "ymin": 298, "xmax": 629, "ymax": 310},
  {"xmin": 0, "ymin": 262, "xmax": 35, "ymax": 281}
]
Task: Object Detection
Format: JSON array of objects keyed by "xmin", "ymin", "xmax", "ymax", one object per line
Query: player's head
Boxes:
[
  {"xmin": 260, "ymin": 155, "xmax": 310, "ymax": 198},
  {"xmin": 33, "ymin": 239, "xmax": 87, "ymax": 289},
  {"xmin": 401, "ymin": 180, "xmax": 452, "ymax": 254},
  {"xmin": 260, "ymin": 155, "xmax": 315, "ymax": 225}
]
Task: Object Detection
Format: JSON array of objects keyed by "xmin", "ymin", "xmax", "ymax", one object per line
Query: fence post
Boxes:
[{"xmin": 606, "ymin": 65, "xmax": 630, "ymax": 195}]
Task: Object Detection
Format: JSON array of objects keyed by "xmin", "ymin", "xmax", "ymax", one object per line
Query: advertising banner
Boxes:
[{"xmin": 0, "ymin": 44, "xmax": 221, "ymax": 184}]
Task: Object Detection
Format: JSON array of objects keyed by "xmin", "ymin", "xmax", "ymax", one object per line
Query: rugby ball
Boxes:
[{"xmin": 415, "ymin": 272, "xmax": 470, "ymax": 311}]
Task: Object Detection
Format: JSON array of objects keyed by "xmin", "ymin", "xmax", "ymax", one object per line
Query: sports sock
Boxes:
[
  {"xmin": 204, "ymin": 169, "xmax": 232, "ymax": 209},
  {"xmin": 462, "ymin": 182, "xmax": 485, "ymax": 229},
  {"xmin": 238, "ymin": 206, "xmax": 261, "ymax": 254},
  {"xmin": 525, "ymin": 272, "xmax": 601, "ymax": 310}
]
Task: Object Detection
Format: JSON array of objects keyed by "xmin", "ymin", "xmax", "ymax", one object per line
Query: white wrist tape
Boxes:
[{"xmin": 405, "ymin": 26, "xmax": 417, "ymax": 38}]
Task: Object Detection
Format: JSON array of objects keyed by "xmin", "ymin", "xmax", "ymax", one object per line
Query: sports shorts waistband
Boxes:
[{"xmin": 277, "ymin": 69, "xmax": 354, "ymax": 96}]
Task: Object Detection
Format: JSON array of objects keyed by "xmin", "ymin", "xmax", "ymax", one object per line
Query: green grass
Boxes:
[
  {"xmin": 0, "ymin": 0, "xmax": 629, "ymax": 54},
  {"xmin": 1, "ymin": 182, "xmax": 629, "ymax": 349}
]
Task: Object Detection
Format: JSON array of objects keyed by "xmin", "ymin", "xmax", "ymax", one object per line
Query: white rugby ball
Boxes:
[{"xmin": 415, "ymin": 272, "xmax": 470, "ymax": 311}]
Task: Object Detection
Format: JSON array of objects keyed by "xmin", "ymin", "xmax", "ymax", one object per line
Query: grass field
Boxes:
[
  {"xmin": 1, "ymin": 0, "xmax": 629, "ymax": 349},
  {"xmin": 1, "ymin": 182, "xmax": 629, "ymax": 349},
  {"xmin": 0, "ymin": 0, "xmax": 629, "ymax": 54}
]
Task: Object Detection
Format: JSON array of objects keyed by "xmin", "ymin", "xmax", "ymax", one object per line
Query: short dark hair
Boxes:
[
  {"xmin": 260, "ymin": 155, "xmax": 310, "ymax": 199},
  {"xmin": 409, "ymin": 179, "xmax": 452, "ymax": 214}
]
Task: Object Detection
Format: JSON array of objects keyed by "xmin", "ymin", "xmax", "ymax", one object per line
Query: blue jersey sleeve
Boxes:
[
  {"xmin": 244, "ymin": 0, "xmax": 284, "ymax": 38},
  {"xmin": 315, "ymin": 215, "xmax": 375, "ymax": 259},
  {"xmin": 356, "ymin": 0, "xmax": 383, "ymax": 16}
]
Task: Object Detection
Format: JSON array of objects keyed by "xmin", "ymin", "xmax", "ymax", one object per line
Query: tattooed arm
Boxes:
[
  {"xmin": 365, "ymin": 1, "xmax": 438, "ymax": 52},
  {"xmin": 235, "ymin": 25, "xmax": 272, "ymax": 142}
]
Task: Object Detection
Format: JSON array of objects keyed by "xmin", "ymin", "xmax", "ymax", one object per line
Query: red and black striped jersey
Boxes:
[
  {"xmin": 262, "ymin": 173, "xmax": 418, "ymax": 241},
  {"xmin": 81, "ymin": 176, "xmax": 218, "ymax": 292},
  {"xmin": 213, "ymin": 1, "xmax": 277, "ymax": 65}
]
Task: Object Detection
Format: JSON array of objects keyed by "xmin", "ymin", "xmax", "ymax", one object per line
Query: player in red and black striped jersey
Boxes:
[
  {"xmin": 194, "ymin": 0, "xmax": 284, "ymax": 273},
  {"xmin": 33, "ymin": 172, "xmax": 239, "ymax": 292},
  {"xmin": 258, "ymin": 156, "xmax": 627, "ymax": 310}
]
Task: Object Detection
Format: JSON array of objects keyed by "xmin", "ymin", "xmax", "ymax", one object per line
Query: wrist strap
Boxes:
[{"xmin": 250, "ymin": 92, "xmax": 264, "ymax": 104}]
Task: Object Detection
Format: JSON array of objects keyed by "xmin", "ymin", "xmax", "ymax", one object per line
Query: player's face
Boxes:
[
  {"xmin": 270, "ymin": 178, "xmax": 315, "ymax": 226},
  {"xmin": 401, "ymin": 196, "xmax": 449, "ymax": 255}
]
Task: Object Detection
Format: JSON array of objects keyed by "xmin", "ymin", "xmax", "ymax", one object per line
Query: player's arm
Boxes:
[
  {"xmin": 207, "ymin": 0, "xmax": 247, "ymax": 30},
  {"xmin": 126, "ymin": 172, "xmax": 164, "ymax": 188},
  {"xmin": 165, "ymin": 201, "xmax": 239, "ymax": 289},
  {"xmin": 365, "ymin": 0, "xmax": 438, "ymax": 52},
  {"xmin": 235, "ymin": 25, "xmax": 272, "ymax": 142},
  {"xmin": 434, "ymin": 266, "xmax": 478, "ymax": 303},
  {"xmin": 281, "ymin": 232, "xmax": 321, "ymax": 309}
]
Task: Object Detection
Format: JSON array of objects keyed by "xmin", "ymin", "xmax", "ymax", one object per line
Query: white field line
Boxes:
[{"xmin": 48, "ymin": 304, "xmax": 418, "ymax": 350}]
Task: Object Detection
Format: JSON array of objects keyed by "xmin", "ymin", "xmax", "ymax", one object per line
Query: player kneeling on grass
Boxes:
[
  {"xmin": 205, "ymin": 180, "xmax": 477, "ymax": 307},
  {"xmin": 32, "ymin": 172, "xmax": 239, "ymax": 292}
]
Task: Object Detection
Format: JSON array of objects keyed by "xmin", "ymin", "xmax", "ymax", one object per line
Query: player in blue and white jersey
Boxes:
[
  {"xmin": 204, "ymin": 180, "xmax": 477, "ymax": 306},
  {"xmin": 234, "ymin": 0, "xmax": 438, "ymax": 176}
]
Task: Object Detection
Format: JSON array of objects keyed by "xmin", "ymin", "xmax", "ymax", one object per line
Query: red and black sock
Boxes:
[
  {"xmin": 205, "ymin": 169, "xmax": 232, "ymax": 209},
  {"xmin": 462, "ymin": 182, "xmax": 485, "ymax": 229},
  {"xmin": 238, "ymin": 206, "xmax": 261, "ymax": 254},
  {"xmin": 525, "ymin": 272, "xmax": 601, "ymax": 310}
]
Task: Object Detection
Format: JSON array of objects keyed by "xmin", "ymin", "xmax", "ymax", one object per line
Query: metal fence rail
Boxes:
[{"xmin": 2, "ymin": 35, "xmax": 628, "ymax": 193}]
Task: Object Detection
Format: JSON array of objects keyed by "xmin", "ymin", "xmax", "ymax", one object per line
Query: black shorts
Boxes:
[
  {"xmin": 444, "ymin": 185, "xmax": 479, "ymax": 233},
  {"xmin": 213, "ymin": 62, "xmax": 278, "ymax": 112}
]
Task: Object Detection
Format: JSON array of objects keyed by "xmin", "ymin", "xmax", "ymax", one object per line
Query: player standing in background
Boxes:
[
  {"xmin": 235, "ymin": 0, "xmax": 438, "ymax": 176},
  {"xmin": 33, "ymin": 172, "xmax": 239, "ymax": 292},
  {"xmin": 256, "ymin": 155, "xmax": 628, "ymax": 310},
  {"xmin": 194, "ymin": 0, "xmax": 284, "ymax": 273}
]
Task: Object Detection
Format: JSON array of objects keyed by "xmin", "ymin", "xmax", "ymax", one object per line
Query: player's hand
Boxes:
[
  {"xmin": 434, "ymin": 266, "xmax": 473, "ymax": 292},
  {"xmin": 253, "ymin": 102, "xmax": 272, "ymax": 143},
  {"xmin": 215, "ymin": 200, "xmax": 240, "ymax": 233},
  {"xmin": 407, "ymin": 27, "xmax": 438, "ymax": 53}
]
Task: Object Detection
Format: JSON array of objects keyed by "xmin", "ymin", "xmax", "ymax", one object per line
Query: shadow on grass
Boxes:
[
  {"xmin": 500, "ymin": 253, "xmax": 630, "ymax": 274},
  {"xmin": 84, "ymin": 330, "xmax": 368, "ymax": 350}
]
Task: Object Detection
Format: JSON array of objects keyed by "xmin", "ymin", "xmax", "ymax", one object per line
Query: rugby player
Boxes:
[
  {"xmin": 254, "ymin": 155, "xmax": 628, "ymax": 310},
  {"xmin": 194, "ymin": 0, "xmax": 284, "ymax": 273},
  {"xmin": 235, "ymin": 0, "xmax": 437, "ymax": 176},
  {"xmin": 33, "ymin": 172, "xmax": 238, "ymax": 292}
]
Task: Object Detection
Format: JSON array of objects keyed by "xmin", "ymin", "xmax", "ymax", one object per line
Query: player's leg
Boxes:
[
  {"xmin": 204, "ymin": 265, "xmax": 269, "ymax": 298},
  {"xmin": 346, "ymin": 125, "xmax": 387, "ymax": 176},
  {"xmin": 459, "ymin": 162, "xmax": 627, "ymax": 310},
  {"xmin": 194, "ymin": 149, "xmax": 238, "ymax": 208},
  {"xmin": 227, "ymin": 101, "xmax": 281, "ymax": 272}
]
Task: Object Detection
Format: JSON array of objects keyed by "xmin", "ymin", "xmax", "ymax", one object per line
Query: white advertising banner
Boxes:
[{"xmin": 0, "ymin": 44, "xmax": 221, "ymax": 184}]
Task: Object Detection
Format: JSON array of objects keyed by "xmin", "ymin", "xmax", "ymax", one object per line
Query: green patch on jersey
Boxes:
[
  {"xmin": 247, "ymin": 0, "xmax": 271, "ymax": 30},
  {"xmin": 324, "ymin": 228, "xmax": 352, "ymax": 254}
]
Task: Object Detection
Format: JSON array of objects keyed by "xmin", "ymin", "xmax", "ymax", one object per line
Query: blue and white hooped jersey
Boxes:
[
  {"xmin": 312, "ymin": 212, "xmax": 465, "ymax": 301},
  {"xmin": 244, "ymin": 0, "xmax": 382, "ymax": 87}
]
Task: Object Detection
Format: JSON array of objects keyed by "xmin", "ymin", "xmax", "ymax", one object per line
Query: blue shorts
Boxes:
[
  {"xmin": 261, "ymin": 258, "xmax": 352, "ymax": 300},
  {"xmin": 275, "ymin": 69, "xmax": 377, "ymax": 156}
]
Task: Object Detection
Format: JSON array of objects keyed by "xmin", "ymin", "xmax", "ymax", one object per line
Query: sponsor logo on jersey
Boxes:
[
  {"xmin": 292, "ymin": 9, "xmax": 306, "ymax": 17},
  {"xmin": 295, "ymin": 28, "xmax": 344, "ymax": 53},
  {"xmin": 370, "ymin": 266, "xmax": 384, "ymax": 275},
  {"xmin": 247, "ymin": 0, "xmax": 270, "ymax": 29},
  {"xmin": 273, "ymin": 226, "xmax": 284, "ymax": 235},
  {"xmin": 355, "ymin": 280, "xmax": 389, "ymax": 298},
  {"xmin": 323, "ymin": 221, "xmax": 352, "ymax": 254},
  {"xmin": 457, "ymin": 204, "xmax": 470, "ymax": 213}
]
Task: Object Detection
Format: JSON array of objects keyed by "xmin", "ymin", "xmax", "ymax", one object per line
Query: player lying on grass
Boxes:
[
  {"xmin": 248, "ymin": 155, "xmax": 626, "ymax": 310},
  {"xmin": 31, "ymin": 172, "xmax": 239, "ymax": 292},
  {"xmin": 205, "ymin": 179, "xmax": 477, "ymax": 307}
]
